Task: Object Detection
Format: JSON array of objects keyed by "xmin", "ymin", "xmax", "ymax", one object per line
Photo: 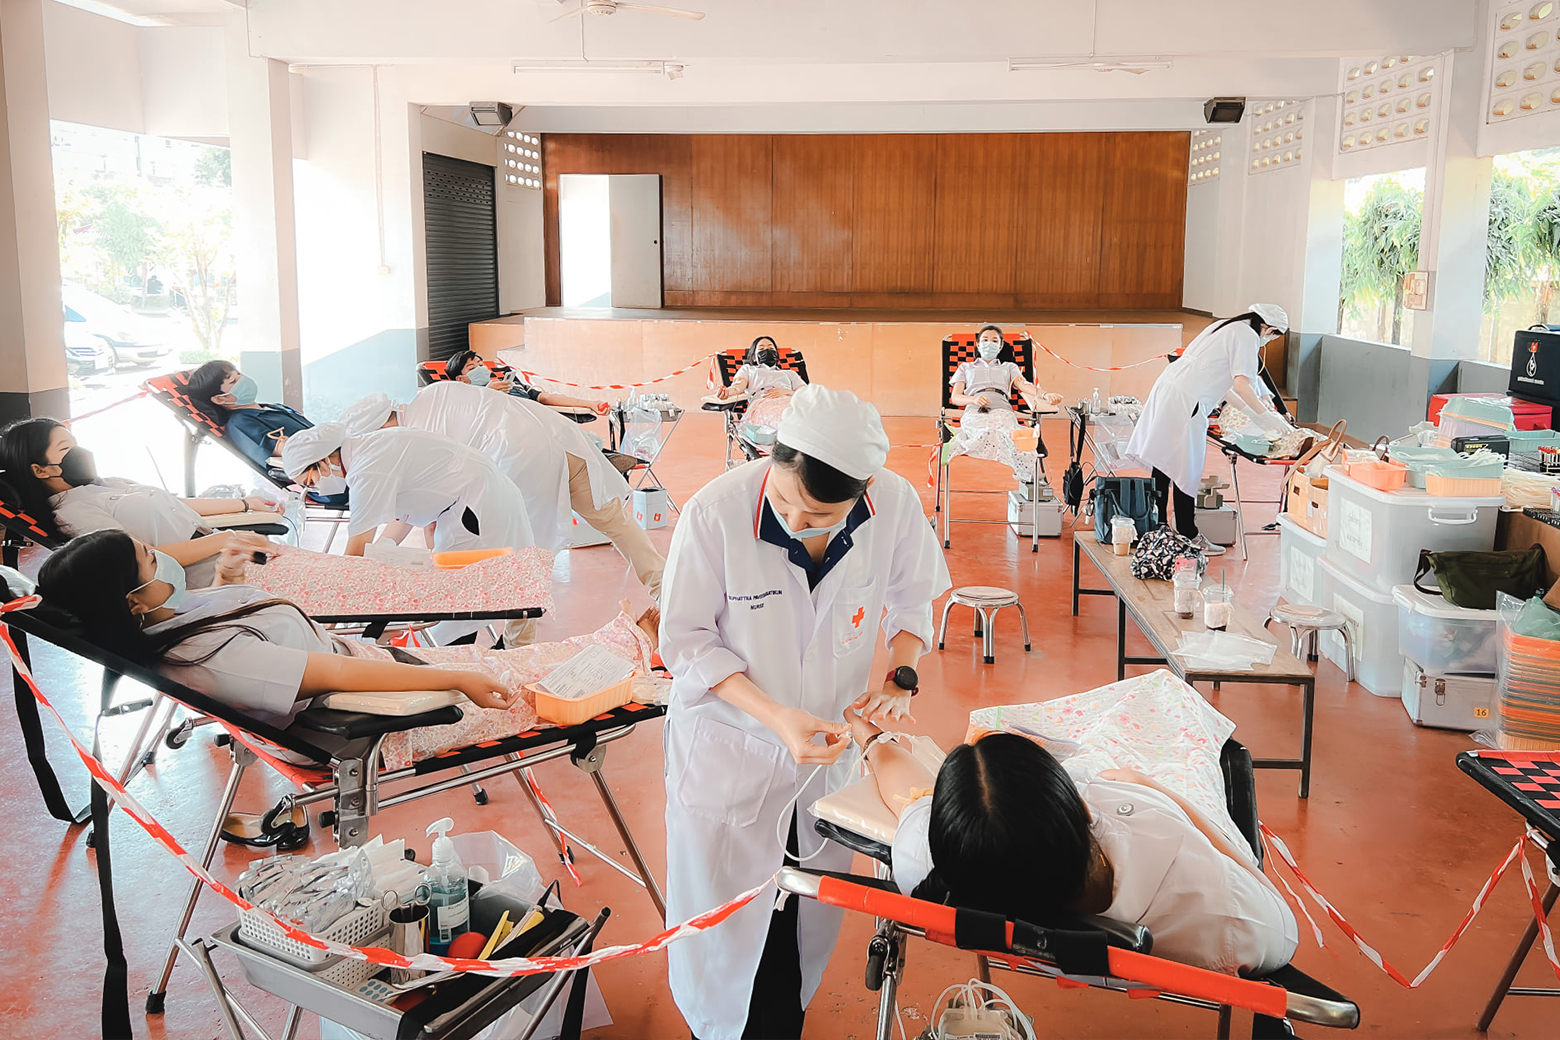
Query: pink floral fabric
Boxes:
[
  {"xmin": 336, "ymin": 613, "xmax": 664, "ymax": 770},
  {"xmin": 242, "ymin": 547, "xmax": 554, "ymax": 617},
  {"xmin": 967, "ymin": 669, "xmax": 1238, "ymax": 839},
  {"xmin": 743, "ymin": 392, "xmax": 792, "ymax": 432}
]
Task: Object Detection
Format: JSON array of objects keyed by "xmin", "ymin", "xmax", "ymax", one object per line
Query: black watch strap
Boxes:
[{"xmin": 887, "ymin": 665, "xmax": 919, "ymax": 695}]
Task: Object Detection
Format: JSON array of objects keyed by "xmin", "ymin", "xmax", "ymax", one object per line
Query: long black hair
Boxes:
[
  {"xmin": 0, "ymin": 417, "xmax": 67, "ymax": 540},
  {"xmin": 36, "ymin": 529, "xmax": 311, "ymax": 667},
  {"xmin": 911, "ymin": 733, "xmax": 1096, "ymax": 927},
  {"xmin": 186, "ymin": 360, "xmax": 238, "ymax": 427},
  {"xmin": 770, "ymin": 442, "xmax": 869, "ymax": 504}
]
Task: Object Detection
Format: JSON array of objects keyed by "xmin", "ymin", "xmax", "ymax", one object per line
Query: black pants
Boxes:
[
  {"xmin": 1152, "ymin": 468, "xmax": 1199, "ymax": 538},
  {"xmin": 741, "ymin": 814, "xmax": 806, "ymax": 1040}
]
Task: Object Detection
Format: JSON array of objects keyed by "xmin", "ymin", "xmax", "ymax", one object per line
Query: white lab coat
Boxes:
[
  {"xmin": 658, "ymin": 461, "xmax": 951, "ymax": 1039},
  {"xmin": 400, "ymin": 381, "xmax": 628, "ymax": 552},
  {"xmin": 339, "ymin": 426, "xmax": 534, "ymax": 554},
  {"xmin": 1124, "ymin": 320, "xmax": 1264, "ymax": 496}
]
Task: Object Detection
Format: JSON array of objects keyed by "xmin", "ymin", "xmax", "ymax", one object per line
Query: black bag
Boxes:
[
  {"xmin": 1132, "ymin": 526, "xmax": 1207, "ymax": 581},
  {"xmin": 1413, "ymin": 545, "xmax": 1549, "ymax": 610},
  {"xmin": 1092, "ymin": 475, "xmax": 1159, "ymax": 544},
  {"xmin": 1063, "ymin": 413, "xmax": 1086, "ymax": 510}
]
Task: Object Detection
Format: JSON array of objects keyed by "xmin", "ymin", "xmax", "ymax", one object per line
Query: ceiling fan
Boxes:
[{"xmin": 550, "ymin": 0, "xmax": 705, "ymax": 22}]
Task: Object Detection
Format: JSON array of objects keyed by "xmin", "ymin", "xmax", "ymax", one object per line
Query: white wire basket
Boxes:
[{"xmin": 238, "ymin": 901, "xmax": 388, "ymax": 969}]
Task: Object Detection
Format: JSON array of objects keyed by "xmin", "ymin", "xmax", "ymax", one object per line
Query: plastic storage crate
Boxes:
[
  {"xmin": 1323, "ymin": 466, "xmax": 1502, "ymax": 594},
  {"xmin": 1278, "ymin": 516, "xmax": 1327, "ymax": 607},
  {"xmin": 1318, "ymin": 555, "xmax": 1403, "ymax": 697},
  {"xmin": 1392, "ymin": 584, "xmax": 1499, "ymax": 675}
]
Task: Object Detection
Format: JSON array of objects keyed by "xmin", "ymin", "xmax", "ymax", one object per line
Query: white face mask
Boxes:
[
  {"xmin": 130, "ymin": 550, "xmax": 189, "ymax": 612},
  {"xmin": 977, "ymin": 340, "xmax": 1003, "ymax": 361},
  {"xmin": 466, "ymin": 365, "xmax": 491, "ymax": 387},
  {"xmin": 308, "ymin": 461, "xmax": 348, "ymax": 497}
]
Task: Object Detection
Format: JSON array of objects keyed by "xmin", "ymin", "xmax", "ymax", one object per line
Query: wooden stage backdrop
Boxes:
[{"xmin": 542, "ymin": 133, "xmax": 1190, "ymax": 311}]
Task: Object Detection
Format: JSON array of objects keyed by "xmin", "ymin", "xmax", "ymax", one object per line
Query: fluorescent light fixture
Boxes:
[
  {"xmin": 1008, "ymin": 57, "xmax": 1173, "ymax": 75},
  {"xmin": 512, "ymin": 59, "xmax": 668, "ymax": 74}
]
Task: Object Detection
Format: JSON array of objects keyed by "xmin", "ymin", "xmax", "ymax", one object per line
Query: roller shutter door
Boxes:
[{"xmin": 423, "ymin": 152, "xmax": 498, "ymax": 360}]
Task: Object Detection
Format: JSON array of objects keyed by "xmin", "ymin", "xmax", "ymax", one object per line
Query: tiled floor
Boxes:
[{"xmin": 2, "ymin": 411, "xmax": 1555, "ymax": 1039}]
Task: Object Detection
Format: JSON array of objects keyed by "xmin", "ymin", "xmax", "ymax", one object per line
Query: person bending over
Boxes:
[
  {"xmin": 847, "ymin": 717, "xmax": 1298, "ymax": 978},
  {"xmin": 0, "ymin": 417, "xmax": 274, "ymax": 588},
  {"xmin": 34, "ymin": 530, "xmax": 660, "ymax": 770},
  {"xmin": 444, "ymin": 350, "xmax": 608, "ymax": 414},
  {"xmin": 946, "ymin": 324, "xmax": 1062, "ymax": 484}
]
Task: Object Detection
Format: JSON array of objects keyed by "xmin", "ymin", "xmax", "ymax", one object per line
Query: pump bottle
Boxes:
[{"xmin": 423, "ymin": 817, "xmax": 470, "ymax": 954}]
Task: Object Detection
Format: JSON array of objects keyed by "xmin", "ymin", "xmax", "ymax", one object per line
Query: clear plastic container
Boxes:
[
  {"xmin": 1201, "ymin": 585, "xmax": 1233, "ymax": 630},
  {"xmin": 1344, "ymin": 459, "xmax": 1408, "ymax": 491},
  {"xmin": 1323, "ymin": 466, "xmax": 1503, "ymax": 595},
  {"xmin": 1277, "ymin": 516, "xmax": 1326, "ymax": 606},
  {"xmin": 1110, "ymin": 516, "xmax": 1136, "ymax": 555},
  {"xmin": 1317, "ymin": 555, "xmax": 1403, "ymax": 697},
  {"xmin": 1392, "ymin": 584, "xmax": 1499, "ymax": 675}
]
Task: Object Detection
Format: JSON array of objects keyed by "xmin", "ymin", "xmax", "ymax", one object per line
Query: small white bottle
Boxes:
[
  {"xmin": 1091, "ymin": 387, "xmax": 1103, "ymax": 414},
  {"xmin": 423, "ymin": 817, "xmax": 469, "ymax": 955}
]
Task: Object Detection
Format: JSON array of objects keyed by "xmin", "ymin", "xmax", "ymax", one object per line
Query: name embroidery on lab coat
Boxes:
[{"xmin": 728, "ymin": 589, "xmax": 784, "ymax": 610}]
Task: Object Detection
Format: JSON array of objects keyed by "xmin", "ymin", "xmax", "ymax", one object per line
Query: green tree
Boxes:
[
  {"xmin": 1485, "ymin": 171, "xmax": 1537, "ymax": 312},
  {"xmin": 1339, "ymin": 178, "xmax": 1422, "ymax": 344},
  {"xmin": 84, "ymin": 183, "xmax": 160, "ymax": 298},
  {"xmin": 159, "ymin": 189, "xmax": 234, "ymax": 355},
  {"xmin": 194, "ymin": 146, "xmax": 231, "ymax": 187},
  {"xmin": 1528, "ymin": 171, "xmax": 1560, "ymax": 324}
]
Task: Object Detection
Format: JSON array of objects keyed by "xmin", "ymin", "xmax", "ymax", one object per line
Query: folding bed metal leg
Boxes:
[
  {"xmin": 1215, "ymin": 1004, "xmax": 1233, "ymax": 1040},
  {"xmin": 865, "ymin": 921, "xmax": 905, "ymax": 1040},
  {"xmin": 578, "ymin": 748, "xmax": 667, "ymax": 919},
  {"xmin": 1229, "ymin": 457, "xmax": 1249, "ymax": 562},
  {"xmin": 1477, "ymin": 881, "xmax": 1560, "ymax": 1030},
  {"xmin": 516, "ymin": 762, "xmax": 573, "ymax": 867},
  {"xmin": 149, "ymin": 744, "xmax": 254, "ymax": 1012},
  {"xmin": 459, "ymin": 763, "xmax": 489, "ymax": 805}
]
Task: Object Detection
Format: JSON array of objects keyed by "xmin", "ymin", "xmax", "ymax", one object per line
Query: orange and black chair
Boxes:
[{"xmin": 701, "ymin": 346, "xmax": 810, "ymax": 469}]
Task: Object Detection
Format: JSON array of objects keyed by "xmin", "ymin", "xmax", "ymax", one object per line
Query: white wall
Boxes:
[
  {"xmin": 42, "ymin": 0, "xmax": 143, "ymax": 133},
  {"xmin": 1182, "ymin": 181, "xmax": 1220, "ymax": 312},
  {"xmin": 498, "ymin": 176, "xmax": 544, "ymax": 313},
  {"xmin": 140, "ymin": 27, "xmax": 228, "ymax": 140}
]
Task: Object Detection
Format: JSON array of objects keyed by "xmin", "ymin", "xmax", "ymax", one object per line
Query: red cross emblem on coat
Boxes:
[{"xmin": 851, "ymin": 608, "xmax": 865, "ymax": 628}]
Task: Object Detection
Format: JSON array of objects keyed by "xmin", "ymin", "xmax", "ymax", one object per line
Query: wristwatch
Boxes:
[{"xmin": 884, "ymin": 665, "xmax": 919, "ymax": 697}]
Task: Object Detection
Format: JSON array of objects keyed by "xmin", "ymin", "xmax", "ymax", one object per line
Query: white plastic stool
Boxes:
[
  {"xmin": 937, "ymin": 586, "xmax": 1031, "ymax": 665},
  {"xmin": 1268, "ymin": 602, "xmax": 1354, "ymax": 682}
]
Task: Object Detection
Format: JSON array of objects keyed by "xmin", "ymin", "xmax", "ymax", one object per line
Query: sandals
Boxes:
[{"xmin": 220, "ymin": 804, "xmax": 310, "ymax": 851}]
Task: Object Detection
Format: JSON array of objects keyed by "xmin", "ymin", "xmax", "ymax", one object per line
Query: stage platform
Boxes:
[{"xmin": 469, "ymin": 307, "xmax": 1214, "ymax": 416}]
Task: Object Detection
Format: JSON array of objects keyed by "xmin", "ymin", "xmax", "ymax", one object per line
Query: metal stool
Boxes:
[
  {"xmin": 1268, "ymin": 602, "xmax": 1353, "ymax": 682},
  {"xmin": 937, "ymin": 586, "xmax": 1031, "ymax": 665}
]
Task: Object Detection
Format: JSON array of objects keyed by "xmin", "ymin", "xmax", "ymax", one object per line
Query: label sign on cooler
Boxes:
[
  {"xmin": 1337, "ymin": 498, "xmax": 1373, "ymax": 564},
  {"xmin": 1287, "ymin": 548, "xmax": 1315, "ymax": 602}
]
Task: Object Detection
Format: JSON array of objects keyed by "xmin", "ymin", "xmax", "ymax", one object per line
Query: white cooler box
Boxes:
[
  {"xmin": 1317, "ymin": 555, "xmax": 1402, "ymax": 697},
  {"xmin": 1400, "ymin": 659, "xmax": 1497, "ymax": 731},
  {"xmin": 1391, "ymin": 584, "xmax": 1499, "ymax": 675},
  {"xmin": 1194, "ymin": 505, "xmax": 1238, "ymax": 546},
  {"xmin": 1007, "ymin": 490, "xmax": 1063, "ymax": 537},
  {"xmin": 1323, "ymin": 465, "xmax": 1503, "ymax": 594},
  {"xmin": 1278, "ymin": 516, "xmax": 1327, "ymax": 607}
]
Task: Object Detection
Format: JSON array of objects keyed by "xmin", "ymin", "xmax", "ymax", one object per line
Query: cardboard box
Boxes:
[
  {"xmin": 1497, "ymin": 509, "xmax": 1560, "ymax": 588},
  {"xmin": 632, "ymin": 487, "xmax": 669, "ymax": 530}
]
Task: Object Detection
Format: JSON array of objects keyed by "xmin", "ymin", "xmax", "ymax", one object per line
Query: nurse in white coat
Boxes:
[
  {"xmin": 281, "ymin": 422, "xmax": 538, "ymax": 642},
  {"xmin": 659, "ymin": 385, "xmax": 951, "ymax": 1040},
  {"xmin": 1124, "ymin": 303, "xmax": 1296, "ymax": 555},
  {"xmin": 339, "ymin": 386, "xmax": 664, "ymax": 598}
]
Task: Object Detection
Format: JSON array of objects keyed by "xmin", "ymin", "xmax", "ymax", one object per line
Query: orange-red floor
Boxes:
[{"xmin": 2, "ymin": 411, "xmax": 1555, "ymax": 1039}]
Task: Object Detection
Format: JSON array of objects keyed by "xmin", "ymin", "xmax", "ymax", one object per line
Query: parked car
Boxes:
[
  {"xmin": 61, "ymin": 284, "xmax": 172, "ymax": 368},
  {"xmin": 63, "ymin": 304, "xmax": 115, "ymax": 375}
]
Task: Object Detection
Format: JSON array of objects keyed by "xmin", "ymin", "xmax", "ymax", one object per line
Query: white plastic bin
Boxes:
[
  {"xmin": 1391, "ymin": 585, "xmax": 1499, "ymax": 675},
  {"xmin": 1317, "ymin": 555, "xmax": 1403, "ymax": 698},
  {"xmin": 1277, "ymin": 516, "xmax": 1327, "ymax": 607},
  {"xmin": 1322, "ymin": 466, "xmax": 1502, "ymax": 594}
]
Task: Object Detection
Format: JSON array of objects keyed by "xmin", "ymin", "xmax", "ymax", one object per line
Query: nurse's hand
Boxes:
[
  {"xmin": 448, "ymin": 671, "xmax": 519, "ymax": 711},
  {"xmin": 772, "ymin": 707, "xmax": 851, "ymax": 765},
  {"xmin": 851, "ymin": 686, "xmax": 915, "ymax": 725}
]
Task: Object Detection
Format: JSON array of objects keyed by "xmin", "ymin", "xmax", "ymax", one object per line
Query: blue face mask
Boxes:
[
  {"xmin": 229, "ymin": 374, "xmax": 258, "ymax": 405},
  {"xmin": 131, "ymin": 550, "xmax": 188, "ymax": 612},
  {"xmin": 772, "ymin": 503, "xmax": 853, "ymax": 541},
  {"xmin": 466, "ymin": 365, "xmax": 491, "ymax": 387}
]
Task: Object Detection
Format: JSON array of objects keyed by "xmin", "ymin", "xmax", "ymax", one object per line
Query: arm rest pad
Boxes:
[{"xmin": 293, "ymin": 704, "xmax": 464, "ymax": 738}]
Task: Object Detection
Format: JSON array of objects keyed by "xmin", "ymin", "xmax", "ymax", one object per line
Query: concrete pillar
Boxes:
[
  {"xmin": 225, "ymin": 15, "xmax": 302, "ymax": 408},
  {"xmin": 0, "ymin": 0, "xmax": 67, "ymax": 423}
]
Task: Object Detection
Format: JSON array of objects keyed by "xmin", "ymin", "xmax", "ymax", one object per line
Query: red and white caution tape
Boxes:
[
  {"xmin": 0, "ymin": 600, "xmax": 769, "ymax": 978},
  {"xmin": 524, "ymin": 768, "xmax": 582, "ymax": 888},
  {"xmin": 64, "ymin": 389, "xmax": 150, "ymax": 425},
  {"xmin": 1035, "ymin": 341, "xmax": 1166, "ymax": 374},
  {"xmin": 518, "ymin": 353, "xmax": 717, "ymax": 392},
  {"xmin": 1260, "ymin": 822, "xmax": 1559, "ymax": 988}
]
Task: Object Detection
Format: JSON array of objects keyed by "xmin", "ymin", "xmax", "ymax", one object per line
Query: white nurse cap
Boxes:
[
  {"xmin": 338, "ymin": 393, "xmax": 398, "ymax": 438},
  {"xmin": 776, "ymin": 384, "xmax": 890, "ymax": 480},
  {"xmin": 280, "ymin": 422, "xmax": 348, "ymax": 479}
]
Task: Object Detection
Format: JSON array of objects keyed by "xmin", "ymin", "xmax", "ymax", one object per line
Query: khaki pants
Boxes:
[{"xmin": 568, "ymin": 454, "xmax": 666, "ymax": 601}]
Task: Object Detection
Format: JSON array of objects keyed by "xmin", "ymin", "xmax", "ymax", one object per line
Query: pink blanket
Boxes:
[{"xmin": 242, "ymin": 547, "xmax": 555, "ymax": 617}]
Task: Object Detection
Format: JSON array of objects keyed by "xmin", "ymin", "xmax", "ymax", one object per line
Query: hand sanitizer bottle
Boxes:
[
  {"xmin": 423, "ymin": 817, "xmax": 469, "ymax": 955},
  {"xmin": 1091, "ymin": 387, "xmax": 1103, "ymax": 414}
]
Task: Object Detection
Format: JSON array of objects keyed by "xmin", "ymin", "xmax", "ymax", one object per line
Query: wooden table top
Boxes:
[{"xmin": 1076, "ymin": 532, "xmax": 1315, "ymax": 684}]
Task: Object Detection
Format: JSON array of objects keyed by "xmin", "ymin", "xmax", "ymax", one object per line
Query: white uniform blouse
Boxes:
[
  {"xmin": 51, "ymin": 478, "xmax": 216, "ymax": 587},
  {"xmin": 890, "ymin": 778, "xmax": 1298, "ymax": 976},
  {"xmin": 951, "ymin": 360, "xmax": 1022, "ymax": 410},
  {"xmin": 735, "ymin": 364, "xmax": 804, "ymax": 396},
  {"xmin": 142, "ymin": 584, "xmax": 344, "ymax": 730}
]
